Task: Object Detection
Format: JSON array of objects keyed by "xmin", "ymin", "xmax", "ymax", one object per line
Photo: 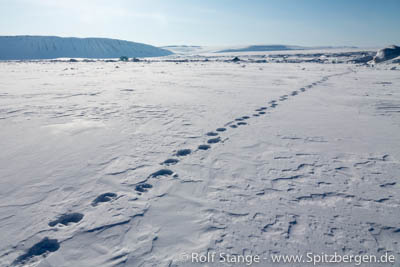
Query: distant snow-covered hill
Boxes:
[
  {"xmin": 0, "ymin": 36, "xmax": 173, "ymax": 60},
  {"xmin": 160, "ymin": 45, "xmax": 204, "ymax": 54},
  {"xmin": 160, "ymin": 45, "xmax": 304, "ymax": 54},
  {"xmin": 161, "ymin": 44, "xmax": 359, "ymax": 55},
  {"xmin": 216, "ymin": 45, "xmax": 306, "ymax": 53}
]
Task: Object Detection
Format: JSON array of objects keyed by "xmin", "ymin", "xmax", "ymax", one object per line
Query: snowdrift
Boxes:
[
  {"xmin": 0, "ymin": 36, "xmax": 173, "ymax": 60},
  {"xmin": 372, "ymin": 45, "xmax": 400, "ymax": 63}
]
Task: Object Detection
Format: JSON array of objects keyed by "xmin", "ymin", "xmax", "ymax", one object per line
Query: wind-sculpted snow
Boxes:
[
  {"xmin": 373, "ymin": 45, "xmax": 400, "ymax": 63},
  {"xmin": 0, "ymin": 54, "xmax": 399, "ymax": 266},
  {"xmin": 0, "ymin": 36, "xmax": 172, "ymax": 60}
]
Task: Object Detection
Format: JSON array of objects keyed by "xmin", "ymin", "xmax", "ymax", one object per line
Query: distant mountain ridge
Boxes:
[
  {"xmin": 0, "ymin": 36, "xmax": 172, "ymax": 60},
  {"xmin": 216, "ymin": 45, "xmax": 305, "ymax": 53},
  {"xmin": 161, "ymin": 44, "xmax": 359, "ymax": 54}
]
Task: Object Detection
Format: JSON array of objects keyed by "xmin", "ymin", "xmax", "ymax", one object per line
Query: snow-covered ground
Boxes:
[{"xmin": 0, "ymin": 51, "xmax": 399, "ymax": 266}]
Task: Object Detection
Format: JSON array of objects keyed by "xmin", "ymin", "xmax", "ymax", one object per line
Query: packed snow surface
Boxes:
[
  {"xmin": 0, "ymin": 49, "xmax": 399, "ymax": 266},
  {"xmin": 0, "ymin": 36, "xmax": 172, "ymax": 60}
]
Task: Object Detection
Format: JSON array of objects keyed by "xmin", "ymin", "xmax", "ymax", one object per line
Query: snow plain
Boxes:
[{"xmin": 0, "ymin": 51, "xmax": 399, "ymax": 266}]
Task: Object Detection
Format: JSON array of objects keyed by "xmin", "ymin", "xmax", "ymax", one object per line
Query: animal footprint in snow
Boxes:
[
  {"xmin": 48, "ymin": 213, "xmax": 84, "ymax": 227},
  {"xmin": 135, "ymin": 183, "xmax": 153, "ymax": 192},
  {"xmin": 198, "ymin": 144, "xmax": 211, "ymax": 150},
  {"xmin": 207, "ymin": 137, "xmax": 221, "ymax": 144},
  {"xmin": 163, "ymin": 158, "xmax": 179, "ymax": 165},
  {"xmin": 176, "ymin": 149, "xmax": 191, "ymax": 156},
  {"xmin": 92, "ymin": 192, "xmax": 117, "ymax": 206},
  {"xmin": 206, "ymin": 132, "xmax": 218, "ymax": 136},
  {"xmin": 13, "ymin": 237, "xmax": 60, "ymax": 265},
  {"xmin": 150, "ymin": 169, "xmax": 174, "ymax": 178}
]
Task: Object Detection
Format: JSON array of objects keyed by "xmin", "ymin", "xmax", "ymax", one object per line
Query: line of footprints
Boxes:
[
  {"xmin": 131, "ymin": 79, "xmax": 326, "ymax": 194},
  {"xmin": 14, "ymin": 77, "xmax": 329, "ymax": 265}
]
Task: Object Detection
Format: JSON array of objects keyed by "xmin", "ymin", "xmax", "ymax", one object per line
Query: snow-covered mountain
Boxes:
[{"xmin": 0, "ymin": 36, "xmax": 173, "ymax": 60}]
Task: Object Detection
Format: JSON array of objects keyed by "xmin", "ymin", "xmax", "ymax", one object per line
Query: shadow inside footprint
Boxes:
[
  {"xmin": 270, "ymin": 103, "xmax": 278, "ymax": 108},
  {"xmin": 206, "ymin": 132, "xmax": 218, "ymax": 136},
  {"xmin": 242, "ymin": 116, "xmax": 250, "ymax": 119},
  {"xmin": 48, "ymin": 213, "xmax": 84, "ymax": 227},
  {"xmin": 216, "ymin": 128, "xmax": 226, "ymax": 132},
  {"xmin": 176, "ymin": 149, "xmax": 191, "ymax": 156},
  {"xmin": 150, "ymin": 169, "xmax": 174, "ymax": 178},
  {"xmin": 14, "ymin": 237, "xmax": 60, "ymax": 265},
  {"xmin": 207, "ymin": 137, "xmax": 221, "ymax": 144},
  {"xmin": 253, "ymin": 114, "xmax": 259, "ymax": 117},
  {"xmin": 237, "ymin": 122, "xmax": 247, "ymax": 125},
  {"xmin": 235, "ymin": 118, "xmax": 244, "ymax": 121},
  {"xmin": 258, "ymin": 111, "xmax": 266, "ymax": 114},
  {"xmin": 230, "ymin": 125, "xmax": 238, "ymax": 128},
  {"xmin": 291, "ymin": 91, "xmax": 298, "ymax": 96},
  {"xmin": 92, "ymin": 192, "xmax": 117, "ymax": 206},
  {"xmin": 198, "ymin": 144, "xmax": 211, "ymax": 150},
  {"xmin": 163, "ymin": 158, "xmax": 179, "ymax": 165},
  {"xmin": 135, "ymin": 183, "xmax": 153, "ymax": 192}
]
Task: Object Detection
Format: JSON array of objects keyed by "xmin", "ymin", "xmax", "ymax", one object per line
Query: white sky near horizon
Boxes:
[{"xmin": 0, "ymin": 0, "xmax": 399, "ymax": 47}]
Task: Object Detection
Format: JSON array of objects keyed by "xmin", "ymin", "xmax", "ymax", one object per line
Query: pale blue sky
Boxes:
[{"xmin": 0, "ymin": 0, "xmax": 399, "ymax": 47}]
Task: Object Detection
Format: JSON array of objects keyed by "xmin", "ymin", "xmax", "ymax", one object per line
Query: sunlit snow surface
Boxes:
[{"xmin": 0, "ymin": 51, "xmax": 399, "ymax": 266}]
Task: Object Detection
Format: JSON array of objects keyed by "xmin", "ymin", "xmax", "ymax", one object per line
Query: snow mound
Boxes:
[
  {"xmin": 0, "ymin": 36, "xmax": 173, "ymax": 60},
  {"xmin": 372, "ymin": 45, "xmax": 400, "ymax": 63}
]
